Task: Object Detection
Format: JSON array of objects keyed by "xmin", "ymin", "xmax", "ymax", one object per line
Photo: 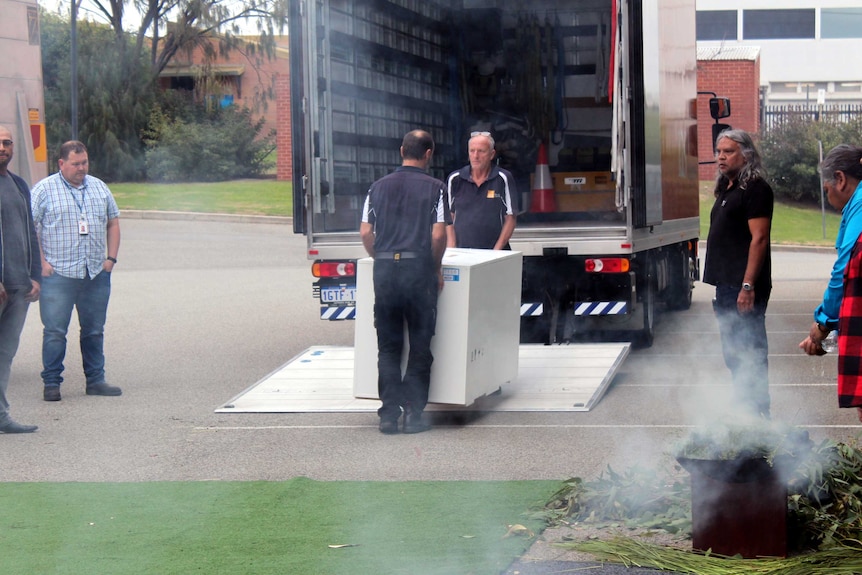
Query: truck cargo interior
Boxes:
[{"xmin": 299, "ymin": 0, "xmax": 633, "ymax": 234}]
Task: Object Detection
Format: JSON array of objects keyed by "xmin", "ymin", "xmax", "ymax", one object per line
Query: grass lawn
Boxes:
[
  {"xmin": 0, "ymin": 479, "xmax": 558, "ymax": 575},
  {"xmin": 699, "ymin": 181, "xmax": 840, "ymax": 247},
  {"xmin": 109, "ymin": 179, "xmax": 292, "ymax": 217}
]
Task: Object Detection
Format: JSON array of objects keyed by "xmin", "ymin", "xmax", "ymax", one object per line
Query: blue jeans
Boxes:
[
  {"xmin": 40, "ymin": 271, "xmax": 111, "ymax": 387},
  {"xmin": 0, "ymin": 289, "xmax": 31, "ymax": 423}
]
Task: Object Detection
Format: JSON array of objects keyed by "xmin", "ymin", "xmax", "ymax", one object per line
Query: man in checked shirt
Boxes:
[{"xmin": 31, "ymin": 141, "xmax": 122, "ymax": 402}]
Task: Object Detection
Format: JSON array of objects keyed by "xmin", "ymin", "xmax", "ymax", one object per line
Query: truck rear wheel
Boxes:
[
  {"xmin": 665, "ymin": 247, "xmax": 693, "ymax": 311},
  {"xmin": 635, "ymin": 261, "xmax": 656, "ymax": 348}
]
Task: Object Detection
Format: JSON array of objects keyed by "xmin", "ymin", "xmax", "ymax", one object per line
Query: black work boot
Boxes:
[{"xmin": 402, "ymin": 410, "xmax": 430, "ymax": 434}]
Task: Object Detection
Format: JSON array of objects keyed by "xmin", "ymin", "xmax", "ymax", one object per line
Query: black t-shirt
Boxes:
[
  {"xmin": 446, "ymin": 165, "xmax": 515, "ymax": 249},
  {"xmin": 361, "ymin": 166, "xmax": 447, "ymax": 255},
  {"xmin": 703, "ymin": 176, "xmax": 773, "ymax": 293}
]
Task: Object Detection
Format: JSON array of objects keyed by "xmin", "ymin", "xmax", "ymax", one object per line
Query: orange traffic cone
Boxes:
[{"xmin": 529, "ymin": 142, "xmax": 556, "ymax": 213}]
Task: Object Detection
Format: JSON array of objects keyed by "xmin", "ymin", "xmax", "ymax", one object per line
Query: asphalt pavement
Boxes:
[{"xmin": 1, "ymin": 212, "xmax": 855, "ymax": 574}]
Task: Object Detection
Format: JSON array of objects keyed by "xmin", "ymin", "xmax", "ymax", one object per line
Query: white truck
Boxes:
[{"xmin": 288, "ymin": 0, "xmax": 731, "ymax": 347}]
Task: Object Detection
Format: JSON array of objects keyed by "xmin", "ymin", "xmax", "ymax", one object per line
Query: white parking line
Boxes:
[{"xmin": 195, "ymin": 423, "xmax": 862, "ymax": 431}]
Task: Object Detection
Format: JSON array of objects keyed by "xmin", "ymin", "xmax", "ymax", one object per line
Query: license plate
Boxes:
[{"xmin": 321, "ymin": 286, "xmax": 356, "ymax": 303}]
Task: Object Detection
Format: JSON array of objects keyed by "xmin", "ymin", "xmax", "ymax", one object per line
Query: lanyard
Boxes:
[{"xmin": 61, "ymin": 177, "xmax": 87, "ymax": 216}]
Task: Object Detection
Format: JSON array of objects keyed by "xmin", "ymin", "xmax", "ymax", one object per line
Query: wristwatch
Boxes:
[
  {"xmin": 816, "ymin": 322, "xmax": 830, "ymax": 334},
  {"xmin": 741, "ymin": 282, "xmax": 753, "ymax": 291},
  {"xmin": 106, "ymin": 256, "xmax": 117, "ymax": 264}
]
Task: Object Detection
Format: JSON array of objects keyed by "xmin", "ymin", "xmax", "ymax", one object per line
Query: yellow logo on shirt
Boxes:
[{"xmin": 487, "ymin": 189, "xmax": 495, "ymax": 199}]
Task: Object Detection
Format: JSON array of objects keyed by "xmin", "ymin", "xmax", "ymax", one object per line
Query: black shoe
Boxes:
[
  {"xmin": 379, "ymin": 418, "xmax": 400, "ymax": 434},
  {"xmin": 0, "ymin": 420, "xmax": 38, "ymax": 434},
  {"xmin": 43, "ymin": 387, "xmax": 61, "ymax": 402},
  {"xmin": 86, "ymin": 383, "xmax": 123, "ymax": 396},
  {"xmin": 403, "ymin": 411, "xmax": 431, "ymax": 434}
]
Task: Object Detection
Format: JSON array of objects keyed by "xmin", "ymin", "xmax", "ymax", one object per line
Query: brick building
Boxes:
[
  {"xmin": 696, "ymin": 46, "xmax": 761, "ymax": 181},
  {"xmin": 697, "ymin": 1, "xmax": 862, "ymax": 106},
  {"xmin": 158, "ymin": 37, "xmax": 292, "ymax": 181}
]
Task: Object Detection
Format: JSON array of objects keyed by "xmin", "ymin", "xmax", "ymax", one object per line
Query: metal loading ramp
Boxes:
[{"xmin": 216, "ymin": 343, "xmax": 630, "ymax": 413}]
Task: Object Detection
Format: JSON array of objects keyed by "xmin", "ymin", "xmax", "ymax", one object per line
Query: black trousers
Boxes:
[
  {"xmin": 713, "ymin": 284, "xmax": 771, "ymax": 417},
  {"xmin": 373, "ymin": 258, "xmax": 438, "ymax": 420}
]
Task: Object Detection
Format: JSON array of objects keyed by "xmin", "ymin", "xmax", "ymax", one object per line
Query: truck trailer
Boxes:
[{"xmin": 289, "ymin": 0, "xmax": 728, "ymax": 347}]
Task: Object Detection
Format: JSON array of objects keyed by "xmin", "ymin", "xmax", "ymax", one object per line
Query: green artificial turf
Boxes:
[{"xmin": 0, "ymin": 478, "xmax": 558, "ymax": 575}]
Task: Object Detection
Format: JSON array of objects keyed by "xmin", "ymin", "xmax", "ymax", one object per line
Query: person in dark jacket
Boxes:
[
  {"xmin": 797, "ymin": 144, "xmax": 862, "ymax": 422},
  {"xmin": 0, "ymin": 125, "xmax": 42, "ymax": 433}
]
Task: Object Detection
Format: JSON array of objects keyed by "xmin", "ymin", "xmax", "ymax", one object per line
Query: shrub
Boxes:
[
  {"xmin": 144, "ymin": 104, "xmax": 276, "ymax": 182},
  {"xmin": 761, "ymin": 113, "xmax": 862, "ymax": 204}
]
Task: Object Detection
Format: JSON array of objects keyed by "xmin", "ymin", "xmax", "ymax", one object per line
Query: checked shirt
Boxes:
[
  {"xmin": 838, "ymin": 234, "xmax": 862, "ymax": 408},
  {"xmin": 30, "ymin": 173, "xmax": 120, "ymax": 279}
]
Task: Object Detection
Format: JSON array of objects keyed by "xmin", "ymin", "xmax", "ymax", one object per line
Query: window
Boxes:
[
  {"xmin": 696, "ymin": 10, "xmax": 737, "ymax": 41},
  {"xmin": 27, "ymin": 6, "xmax": 40, "ymax": 45},
  {"xmin": 822, "ymin": 8, "xmax": 862, "ymax": 39},
  {"xmin": 743, "ymin": 9, "xmax": 814, "ymax": 39}
]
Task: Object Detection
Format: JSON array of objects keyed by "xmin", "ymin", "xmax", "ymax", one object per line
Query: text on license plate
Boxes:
[{"xmin": 321, "ymin": 286, "xmax": 357, "ymax": 303}]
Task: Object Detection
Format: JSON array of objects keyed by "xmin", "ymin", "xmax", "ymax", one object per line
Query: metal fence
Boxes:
[{"xmin": 763, "ymin": 103, "xmax": 862, "ymax": 132}]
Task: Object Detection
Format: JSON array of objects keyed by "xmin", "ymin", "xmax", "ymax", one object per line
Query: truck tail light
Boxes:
[
  {"xmin": 585, "ymin": 258, "xmax": 630, "ymax": 273},
  {"xmin": 312, "ymin": 261, "xmax": 356, "ymax": 278}
]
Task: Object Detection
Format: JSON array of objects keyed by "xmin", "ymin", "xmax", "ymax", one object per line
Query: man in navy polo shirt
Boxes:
[
  {"xmin": 360, "ymin": 130, "xmax": 448, "ymax": 434},
  {"xmin": 446, "ymin": 131, "xmax": 516, "ymax": 250}
]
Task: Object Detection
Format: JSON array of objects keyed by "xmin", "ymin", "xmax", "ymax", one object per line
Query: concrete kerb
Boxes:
[
  {"xmin": 122, "ymin": 212, "xmax": 832, "ymax": 254},
  {"xmin": 697, "ymin": 240, "xmax": 834, "ymax": 255},
  {"xmin": 121, "ymin": 209, "xmax": 293, "ymax": 226}
]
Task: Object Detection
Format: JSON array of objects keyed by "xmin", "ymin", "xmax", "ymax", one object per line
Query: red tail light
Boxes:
[
  {"xmin": 312, "ymin": 261, "xmax": 356, "ymax": 278},
  {"xmin": 585, "ymin": 258, "xmax": 630, "ymax": 273}
]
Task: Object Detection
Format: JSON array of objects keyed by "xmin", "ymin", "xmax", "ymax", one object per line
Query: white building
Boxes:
[{"xmin": 696, "ymin": 0, "xmax": 862, "ymax": 105}]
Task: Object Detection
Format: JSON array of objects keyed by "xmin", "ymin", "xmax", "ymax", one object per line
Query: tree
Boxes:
[
  {"xmin": 40, "ymin": 0, "xmax": 287, "ymax": 180},
  {"xmin": 144, "ymin": 102, "xmax": 276, "ymax": 182},
  {"xmin": 42, "ymin": 10, "xmax": 154, "ymax": 181},
  {"xmin": 761, "ymin": 113, "xmax": 862, "ymax": 204},
  {"xmin": 59, "ymin": 0, "xmax": 288, "ymax": 76}
]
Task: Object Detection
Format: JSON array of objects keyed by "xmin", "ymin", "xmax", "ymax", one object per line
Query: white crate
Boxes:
[{"xmin": 354, "ymin": 248, "xmax": 522, "ymax": 406}]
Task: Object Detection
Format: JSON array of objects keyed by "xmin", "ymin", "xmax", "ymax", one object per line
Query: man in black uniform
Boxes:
[
  {"xmin": 446, "ymin": 132, "xmax": 516, "ymax": 250},
  {"xmin": 703, "ymin": 129, "xmax": 773, "ymax": 418},
  {"xmin": 360, "ymin": 130, "xmax": 448, "ymax": 434}
]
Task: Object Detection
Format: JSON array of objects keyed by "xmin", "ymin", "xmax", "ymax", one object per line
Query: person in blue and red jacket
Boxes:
[{"xmin": 798, "ymin": 144, "xmax": 862, "ymax": 422}]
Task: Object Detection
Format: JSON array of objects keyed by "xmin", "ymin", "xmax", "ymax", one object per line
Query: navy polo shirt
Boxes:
[
  {"xmin": 446, "ymin": 165, "xmax": 515, "ymax": 249},
  {"xmin": 361, "ymin": 166, "xmax": 447, "ymax": 255}
]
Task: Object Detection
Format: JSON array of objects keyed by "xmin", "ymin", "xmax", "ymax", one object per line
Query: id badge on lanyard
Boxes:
[{"xmin": 70, "ymin": 184, "xmax": 88, "ymax": 235}]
